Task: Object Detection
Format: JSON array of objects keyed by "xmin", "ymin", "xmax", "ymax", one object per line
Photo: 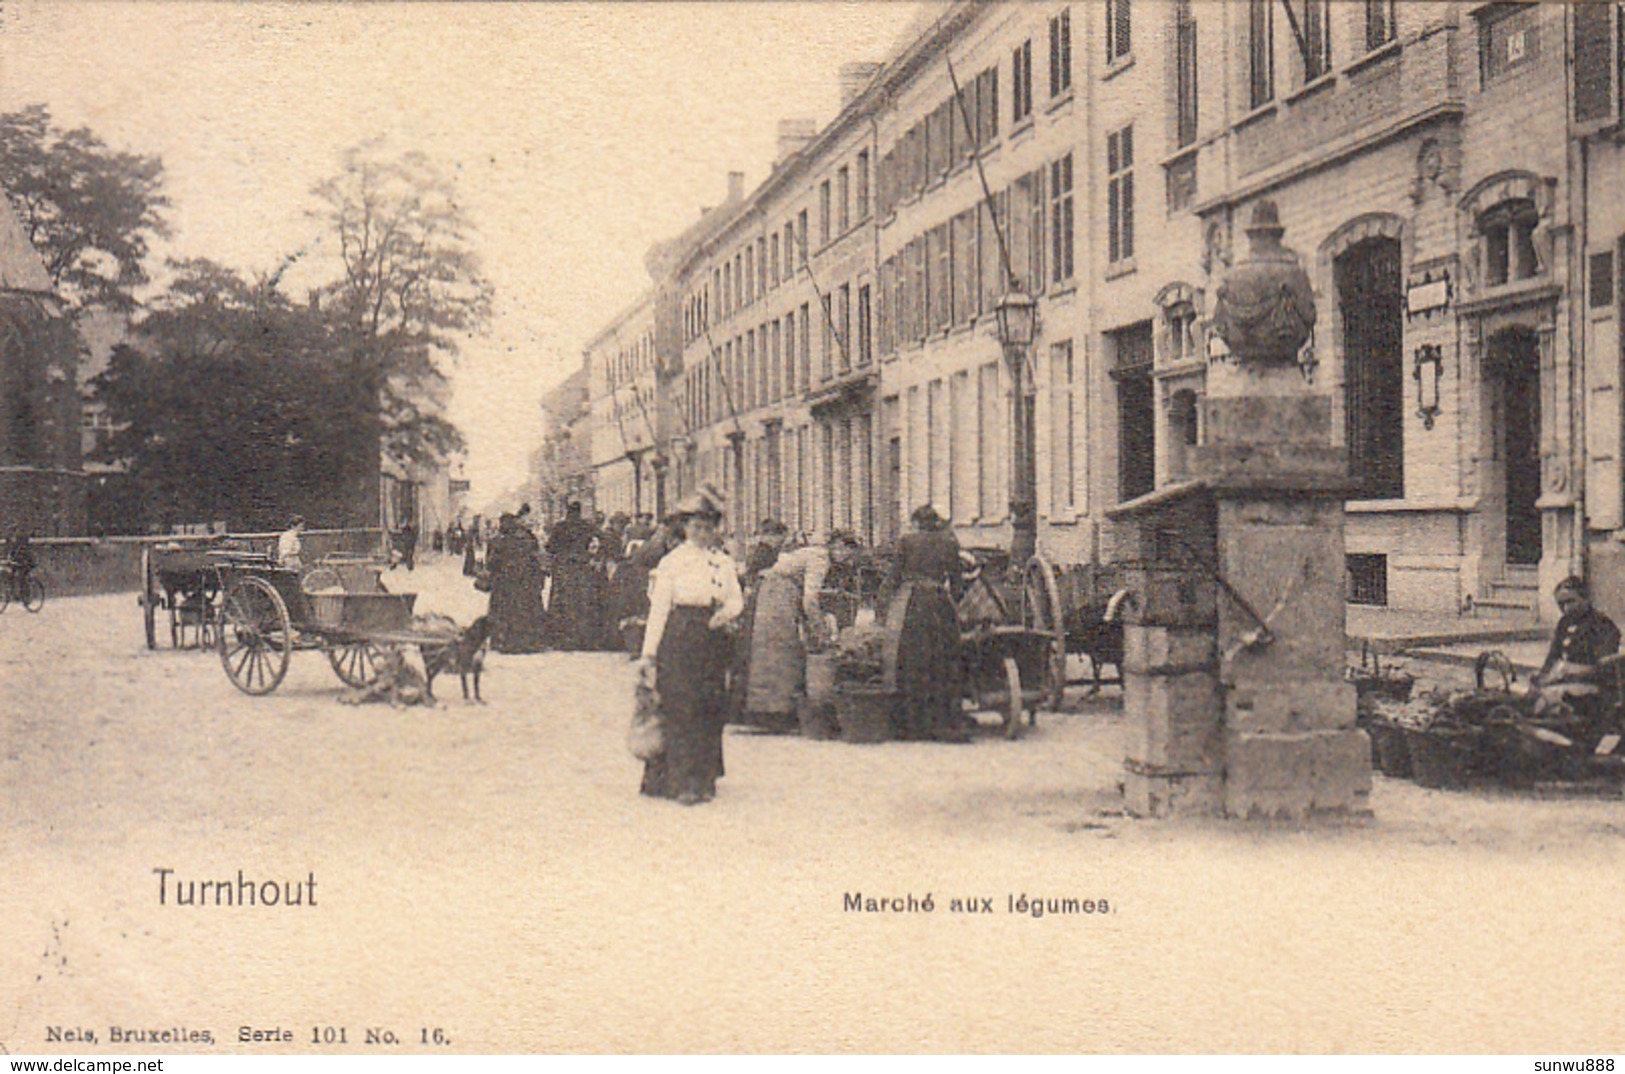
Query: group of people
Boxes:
[
  {"xmin": 475, "ymin": 501, "xmax": 663, "ymax": 656},
  {"xmin": 631, "ymin": 493, "xmax": 973, "ymax": 807}
]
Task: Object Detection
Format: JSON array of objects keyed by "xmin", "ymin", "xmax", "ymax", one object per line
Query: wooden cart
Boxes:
[{"xmin": 209, "ymin": 551, "xmax": 447, "ymax": 696}]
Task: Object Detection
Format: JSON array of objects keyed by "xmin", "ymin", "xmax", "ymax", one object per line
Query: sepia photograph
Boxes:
[{"xmin": 2, "ymin": 0, "xmax": 1624, "ymax": 1057}]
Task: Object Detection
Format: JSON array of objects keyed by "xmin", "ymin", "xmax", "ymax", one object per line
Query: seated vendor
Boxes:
[{"xmin": 1530, "ymin": 576, "xmax": 1621, "ymax": 716}]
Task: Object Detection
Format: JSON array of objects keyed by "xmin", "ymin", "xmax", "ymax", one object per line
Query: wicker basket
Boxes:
[
  {"xmin": 834, "ymin": 685, "xmax": 895, "ymax": 744},
  {"xmin": 309, "ymin": 592, "xmax": 416, "ymax": 632},
  {"xmin": 1369, "ymin": 720, "xmax": 1413, "ymax": 779},
  {"xmin": 1406, "ymin": 727, "xmax": 1479, "ymax": 790}
]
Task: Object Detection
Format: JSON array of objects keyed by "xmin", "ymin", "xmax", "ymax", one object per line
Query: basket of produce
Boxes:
[{"xmin": 831, "ymin": 624, "xmax": 894, "ymax": 744}]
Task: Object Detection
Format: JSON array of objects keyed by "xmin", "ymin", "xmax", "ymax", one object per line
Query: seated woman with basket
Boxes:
[{"xmin": 1527, "ymin": 576, "xmax": 1621, "ymax": 745}]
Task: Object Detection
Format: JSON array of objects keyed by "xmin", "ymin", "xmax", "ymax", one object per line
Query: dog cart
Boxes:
[
  {"xmin": 209, "ymin": 551, "xmax": 453, "ymax": 696},
  {"xmin": 951, "ymin": 550, "xmax": 1064, "ymax": 738},
  {"xmin": 1019, "ymin": 556, "xmax": 1129, "ymax": 700}
]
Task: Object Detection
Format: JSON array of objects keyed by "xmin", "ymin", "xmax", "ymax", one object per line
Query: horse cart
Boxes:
[{"xmin": 208, "ymin": 551, "xmax": 447, "ymax": 696}]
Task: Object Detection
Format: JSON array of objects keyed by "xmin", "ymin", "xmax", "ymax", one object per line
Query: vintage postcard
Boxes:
[{"xmin": 2, "ymin": 0, "xmax": 1624, "ymax": 1057}]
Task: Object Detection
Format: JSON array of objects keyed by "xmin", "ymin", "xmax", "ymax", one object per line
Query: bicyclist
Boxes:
[{"xmin": 4, "ymin": 532, "xmax": 37, "ymax": 602}]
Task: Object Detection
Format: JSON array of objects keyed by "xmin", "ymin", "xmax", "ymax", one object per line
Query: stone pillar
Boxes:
[
  {"xmin": 1204, "ymin": 201, "xmax": 1370, "ymax": 819},
  {"xmin": 1112, "ymin": 487, "xmax": 1223, "ymax": 817}
]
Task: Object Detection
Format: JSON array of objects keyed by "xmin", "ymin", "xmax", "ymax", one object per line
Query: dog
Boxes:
[{"xmin": 422, "ymin": 615, "xmax": 492, "ymax": 703}]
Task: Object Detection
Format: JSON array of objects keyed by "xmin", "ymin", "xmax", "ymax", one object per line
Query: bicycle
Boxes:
[{"xmin": 0, "ymin": 562, "xmax": 45, "ymax": 614}]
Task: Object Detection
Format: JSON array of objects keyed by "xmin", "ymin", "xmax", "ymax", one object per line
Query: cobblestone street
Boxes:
[{"xmin": 2, "ymin": 558, "xmax": 1623, "ymax": 1053}]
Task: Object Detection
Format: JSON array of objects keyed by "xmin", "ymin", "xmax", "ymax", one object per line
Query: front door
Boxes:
[{"xmin": 1491, "ymin": 327, "xmax": 1542, "ymax": 566}]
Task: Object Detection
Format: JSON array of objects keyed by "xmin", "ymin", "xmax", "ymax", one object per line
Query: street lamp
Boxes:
[{"xmin": 994, "ymin": 288, "xmax": 1039, "ymax": 569}]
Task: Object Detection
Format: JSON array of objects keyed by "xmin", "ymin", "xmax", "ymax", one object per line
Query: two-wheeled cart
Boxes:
[{"xmin": 209, "ymin": 551, "xmax": 448, "ymax": 696}]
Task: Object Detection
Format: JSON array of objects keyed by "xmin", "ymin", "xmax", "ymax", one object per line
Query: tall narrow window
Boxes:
[
  {"xmin": 799, "ymin": 303, "xmax": 811, "ymax": 389},
  {"xmin": 797, "ymin": 211, "xmax": 808, "ymax": 265},
  {"xmin": 1050, "ymin": 340, "xmax": 1076, "ymax": 512},
  {"xmin": 1365, "ymin": 0, "xmax": 1396, "ymax": 52},
  {"xmin": 744, "ymin": 247, "xmax": 755, "ymax": 305},
  {"xmin": 1107, "ymin": 0, "xmax": 1131, "ymax": 63},
  {"xmin": 836, "ymin": 284, "xmax": 851, "ymax": 373},
  {"xmin": 1175, "ymin": 0, "xmax": 1198, "ymax": 147},
  {"xmin": 857, "ymin": 284, "xmax": 872, "ymax": 366},
  {"xmin": 757, "ymin": 237, "xmax": 768, "ymax": 295},
  {"xmin": 1013, "ymin": 39, "xmax": 1034, "ymax": 124},
  {"xmin": 785, "ymin": 222, "xmax": 797, "ymax": 274},
  {"xmin": 1049, "ymin": 8, "xmax": 1072, "ymax": 97},
  {"xmin": 1249, "ymin": 0, "xmax": 1274, "ymax": 109},
  {"xmin": 770, "ymin": 321, "xmax": 782, "ymax": 402},
  {"xmin": 855, "ymin": 150, "xmax": 870, "ymax": 220},
  {"xmin": 1301, "ymin": 0, "xmax": 1331, "ymax": 81},
  {"xmin": 821, "ymin": 294, "xmax": 833, "ymax": 380},
  {"xmin": 770, "ymin": 233, "xmax": 781, "ymax": 288},
  {"xmin": 784, "ymin": 311, "xmax": 796, "ymax": 396},
  {"xmin": 819, "ymin": 182, "xmax": 832, "ymax": 247},
  {"xmin": 1107, "ymin": 125, "xmax": 1134, "ymax": 264},
  {"xmin": 1050, "ymin": 153, "xmax": 1074, "ymax": 284},
  {"xmin": 1338, "ymin": 237, "xmax": 1404, "ymax": 500},
  {"xmin": 837, "ymin": 166, "xmax": 851, "ymax": 234}
]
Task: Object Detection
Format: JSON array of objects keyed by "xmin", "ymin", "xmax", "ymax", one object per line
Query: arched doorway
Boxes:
[{"xmin": 1487, "ymin": 325, "xmax": 1542, "ymax": 566}]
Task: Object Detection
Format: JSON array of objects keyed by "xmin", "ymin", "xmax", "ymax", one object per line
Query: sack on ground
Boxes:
[{"xmin": 627, "ymin": 675, "xmax": 663, "ymax": 760}]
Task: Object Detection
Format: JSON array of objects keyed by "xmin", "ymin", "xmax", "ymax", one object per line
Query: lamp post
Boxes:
[{"xmin": 994, "ymin": 288, "xmax": 1038, "ymax": 569}]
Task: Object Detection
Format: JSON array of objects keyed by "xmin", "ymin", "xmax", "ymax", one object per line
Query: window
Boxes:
[
  {"xmin": 837, "ymin": 166, "xmax": 851, "ymax": 234},
  {"xmin": 951, "ymin": 371, "xmax": 972, "ymax": 523},
  {"xmin": 1050, "ymin": 153, "xmax": 1074, "ymax": 283},
  {"xmin": 821, "ymin": 293, "xmax": 833, "ymax": 379},
  {"xmin": 744, "ymin": 246, "xmax": 755, "ymax": 305},
  {"xmin": 745, "ymin": 329, "xmax": 756, "ymax": 409},
  {"xmin": 1175, "ymin": 0, "xmax": 1198, "ymax": 147},
  {"xmin": 758, "ymin": 238, "xmax": 768, "ymax": 295},
  {"xmin": 1337, "ymin": 237, "xmax": 1404, "ymax": 500},
  {"xmin": 1298, "ymin": 0, "xmax": 1331, "ymax": 82},
  {"xmin": 1481, "ymin": 199, "xmax": 1541, "ymax": 286},
  {"xmin": 770, "ymin": 233, "xmax": 781, "ymax": 288},
  {"xmin": 797, "ymin": 211, "xmax": 808, "ymax": 265},
  {"xmin": 1050, "ymin": 340, "xmax": 1076, "ymax": 513},
  {"xmin": 785, "ymin": 222, "xmax": 797, "ymax": 275},
  {"xmin": 1249, "ymin": 0, "xmax": 1274, "ymax": 108},
  {"xmin": 1480, "ymin": 2, "xmax": 1540, "ymax": 83},
  {"xmin": 952, "ymin": 210, "xmax": 977, "ymax": 326},
  {"xmin": 1591, "ymin": 251, "xmax": 1616, "ymax": 310},
  {"xmin": 770, "ymin": 320, "xmax": 782, "ymax": 402},
  {"xmin": 1365, "ymin": 0, "xmax": 1396, "ymax": 52},
  {"xmin": 1572, "ymin": 1, "xmax": 1622, "ymax": 132},
  {"xmin": 1049, "ymin": 9, "xmax": 1072, "ymax": 97},
  {"xmin": 978, "ymin": 362, "xmax": 1003, "ymax": 519},
  {"xmin": 1107, "ymin": 0, "xmax": 1131, "ymax": 63},
  {"xmin": 976, "ymin": 66, "xmax": 999, "ymax": 147},
  {"xmin": 784, "ymin": 311, "xmax": 796, "ymax": 396},
  {"xmin": 837, "ymin": 283, "xmax": 851, "ymax": 373},
  {"xmin": 1013, "ymin": 39, "xmax": 1034, "ymax": 124},
  {"xmin": 857, "ymin": 284, "xmax": 872, "ymax": 366},
  {"xmin": 819, "ymin": 182, "xmax": 832, "ymax": 247},
  {"xmin": 1108, "ymin": 125, "xmax": 1134, "ymax": 264},
  {"xmin": 855, "ymin": 151, "xmax": 870, "ymax": 221}
]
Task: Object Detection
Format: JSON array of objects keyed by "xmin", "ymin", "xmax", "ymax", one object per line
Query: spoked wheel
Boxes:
[
  {"xmin": 1021, "ymin": 555, "xmax": 1068, "ymax": 714},
  {"xmin": 1002, "ymin": 656, "xmax": 1024, "ymax": 740},
  {"xmin": 20, "ymin": 576, "xmax": 43, "ymax": 613},
  {"xmin": 219, "ymin": 576, "xmax": 292, "ymax": 695},
  {"xmin": 328, "ymin": 641, "xmax": 385, "ymax": 688}
]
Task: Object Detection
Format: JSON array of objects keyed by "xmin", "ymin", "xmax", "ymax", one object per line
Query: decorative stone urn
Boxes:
[{"xmin": 1210, "ymin": 201, "xmax": 1317, "ymax": 368}]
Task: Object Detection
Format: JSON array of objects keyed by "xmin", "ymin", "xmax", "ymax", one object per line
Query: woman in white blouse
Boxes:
[{"xmin": 637, "ymin": 484, "xmax": 744, "ymax": 805}]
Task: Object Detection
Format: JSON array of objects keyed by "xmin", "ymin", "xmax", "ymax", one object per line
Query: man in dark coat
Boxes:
[{"xmin": 545, "ymin": 501, "xmax": 598, "ymax": 649}]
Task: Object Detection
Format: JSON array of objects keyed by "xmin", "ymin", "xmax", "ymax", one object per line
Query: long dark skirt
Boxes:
[
  {"xmin": 889, "ymin": 581, "xmax": 964, "ymax": 740},
  {"xmin": 642, "ymin": 606, "xmax": 730, "ymax": 801},
  {"xmin": 489, "ymin": 556, "xmax": 549, "ymax": 654},
  {"xmin": 462, "ymin": 543, "xmax": 478, "ymax": 577}
]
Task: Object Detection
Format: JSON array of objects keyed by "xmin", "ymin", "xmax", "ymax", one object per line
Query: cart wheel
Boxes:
[
  {"xmin": 141, "ymin": 547, "xmax": 156, "ymax": 648},
  {"xmin": 328, "ymin": 641, "xmax": 384, "ymax": 688},
  {"xmin": 21, "ymin": 575, "xmax": 44, "ymax": 614},
  {"xmin": 1002, "ymin": 656, "xmax": 1024, "ymax": 739},
  {"xmin": 219, "ymin": 576, "xmax": 292, "ymax": 695},
  {"xmin": 1022, "ymin": 555, "xmax": 1068, "ymax": 712}
]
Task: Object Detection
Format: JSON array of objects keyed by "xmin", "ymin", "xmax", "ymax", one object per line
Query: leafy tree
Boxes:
[
  {"xmin": 89, "ymin": 259, "xmax": 371, "ymax": 530},
  {"xmin": 310, "ymin": 143, "xmax": 491, "ymax": 473},
  {"xmin": 0, "ymin": 104, "xmax": 170, "ymax": 316}
]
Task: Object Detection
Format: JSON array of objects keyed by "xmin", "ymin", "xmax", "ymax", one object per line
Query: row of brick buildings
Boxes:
[{"xmin": 563, "ymin": 0, "xmax": 1625, "ymax": 625}]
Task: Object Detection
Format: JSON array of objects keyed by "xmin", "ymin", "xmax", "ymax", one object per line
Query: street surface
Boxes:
[{"xmin": 2, "ymin": 556, "xmax": 1623, "ymax": 1053}]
